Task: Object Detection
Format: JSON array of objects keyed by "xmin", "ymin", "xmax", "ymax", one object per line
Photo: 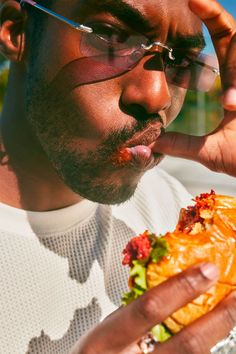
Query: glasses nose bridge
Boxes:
[{"xmin": 141, "ymin": 41, "xmax": 175, "ymax": 61}]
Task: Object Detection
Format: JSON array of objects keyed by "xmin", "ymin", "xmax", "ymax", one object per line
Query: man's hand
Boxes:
[
  {"xmin": 153, "ymin": 0, "xmax": 236, "ymax": 177},
  {"xmin": 70, "ymin": 263, "xmax": 236, "ymax": 354}
]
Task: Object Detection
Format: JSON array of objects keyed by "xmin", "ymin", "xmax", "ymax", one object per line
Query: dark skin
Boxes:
[
  {"xmin": 0, "ymin": 0, "xmax": 236, "ymax": 353},
  {"xmin": 0, "ymin": 0, "xmax": 200, "ymax": 210},
  {"xmin": 153, "ymin": 0, "xmax": 236, "ymax": 176}
]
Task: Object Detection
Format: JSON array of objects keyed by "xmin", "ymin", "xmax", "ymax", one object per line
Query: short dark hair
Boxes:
[
  {"xmin": 26, "ymin": 0, "xmax": 53, "ymax": 59},
  {"xmin": 27, "ymin": 0, "xmax": 53, "ymax": 30}
]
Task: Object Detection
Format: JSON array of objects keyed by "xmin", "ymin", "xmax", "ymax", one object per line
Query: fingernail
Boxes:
[
  {"xmin": 222, "ymin": 87, "xmax": 236, "ymax": 110},
  {"xmin": 199, "ymin": 263, "xmax": 219, "ymax": 280}
]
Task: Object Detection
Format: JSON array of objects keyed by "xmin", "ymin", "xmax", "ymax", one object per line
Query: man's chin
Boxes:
[
  {"xmin": 51, "ymin": 153, "xmax": 144, "ymax": 204},
  {"xmin": 67, "ymin": 178, "xmax": 139, "ymax": 205}
]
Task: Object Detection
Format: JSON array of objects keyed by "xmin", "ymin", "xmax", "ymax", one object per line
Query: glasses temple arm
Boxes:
[
  {"xmin": 20, "ymin": 0, "xmax": 93, "ymax": 33},
  {"xmin": 195, "ymin": 59, "xmax": 220, "ymax": 75}
]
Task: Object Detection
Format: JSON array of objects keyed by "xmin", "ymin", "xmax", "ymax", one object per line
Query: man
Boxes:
[{"xmin": 0, "ymin": 0, "xmax": 236, "ymax": 353}]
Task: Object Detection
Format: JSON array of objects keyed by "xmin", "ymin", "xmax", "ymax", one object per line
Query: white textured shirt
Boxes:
[{"xmin": 0, "ymin": 167, "xmax": 192, "ymax": 354}]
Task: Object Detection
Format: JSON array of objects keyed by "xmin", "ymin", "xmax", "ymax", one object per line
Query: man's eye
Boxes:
[
  {"xmin": 168, "ymin": 54, "xmax": 192, "ymax": 68},
  {"xmin": 92, "ymin": 23, "xmax": 130, "ymax": 46},
  {"xmin": 82, "ymin": 22, "xmax": 143, "ymax": 57},
  {"xmin": 166, "ymin": 49, "xmax": 199, "ymax": 69},
  {"xmin": 173, "ymin": 57, "xmax": 192, "ymax": 68}
]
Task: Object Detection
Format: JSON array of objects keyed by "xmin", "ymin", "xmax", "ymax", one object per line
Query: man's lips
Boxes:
[{"xmin": 112, "ymin": 122, "xmax": 165, "ymax": 168}]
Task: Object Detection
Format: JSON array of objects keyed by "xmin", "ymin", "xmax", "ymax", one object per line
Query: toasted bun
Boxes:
[{"xmin": 123, "ymin": 192, "xmax": 236, "ymax": 334}]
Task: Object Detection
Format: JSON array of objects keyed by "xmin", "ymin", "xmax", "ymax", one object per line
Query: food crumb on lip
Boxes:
[
  {"xmin": 111, "ymin": 147, "xmax": 133, "ymax": 166},
  {"xmin": 111, "ymin": 145, "xmax": 162, "ymax": 167}
]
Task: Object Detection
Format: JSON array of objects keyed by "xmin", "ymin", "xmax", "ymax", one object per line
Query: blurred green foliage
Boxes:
[
  {"xmin": 168, "ymin": 77, "xmax": 223, "ymax": 135},
  {"xmin": 0, "ymin": 55, "xmax": 9, "ymax": 111},
  {"xmin": 0, "ymin": 66, "xmax": 9, "ymax": 111}
]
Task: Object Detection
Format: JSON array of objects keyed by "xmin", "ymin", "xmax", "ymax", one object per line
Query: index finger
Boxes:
[
  {"xmin": 80, "ymin": 263, "xmax": 219, "ymax": 353},
  {"xmin": 189, "ymin": 0, "xmax": 236, "ymax": 65}
]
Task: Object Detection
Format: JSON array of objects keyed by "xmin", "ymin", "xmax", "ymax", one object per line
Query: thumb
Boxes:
[{"xmin": 152, "ymin": 132, "xmax": 206, "ymax": 162}]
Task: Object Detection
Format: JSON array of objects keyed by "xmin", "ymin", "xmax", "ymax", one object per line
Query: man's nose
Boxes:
[{"xmin": 120, "ymin": 56, "xmax": 171, "ymax": 117}]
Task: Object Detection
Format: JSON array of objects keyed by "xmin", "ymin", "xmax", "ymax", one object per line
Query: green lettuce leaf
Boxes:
[
  {"xmin": 121, "ymin": 234, "xmax": 172, "ymax": 339},
  {"xmin": 151, "ymin": 324, "xmax": 172, "ymax": 342},
  {"xmin": 122, "ymin": 261, "xmax": 147, "ymax": 305},
  {"xmin": 150, "ymin": 237, "xmax": 169, "ymax": 263},
  {"xmin": 130, "ymin": 260, "xmax": 148, "ymax": 290}
]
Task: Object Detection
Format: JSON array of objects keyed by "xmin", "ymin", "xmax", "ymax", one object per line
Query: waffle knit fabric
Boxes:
[{"xmin": 0, "ymin": 167, "xmax": 192, "ymax": 354}]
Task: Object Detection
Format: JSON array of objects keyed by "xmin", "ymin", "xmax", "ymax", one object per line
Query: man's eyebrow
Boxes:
[
  {"xmin": 169, "ymin": 33, "xmax": 206, "ymax": 50},
  {"xmin": 78, "ymin": 0, "xmax": 206, "ymax": 50},
  {"xmin": 80, "ymin": 0, "xmax": 154, "ymax": 33}
]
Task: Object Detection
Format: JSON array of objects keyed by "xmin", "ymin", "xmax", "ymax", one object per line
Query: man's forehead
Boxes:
[{"xmin": 74, "ymin": 0, "xmax": 203, "ymax": 41}]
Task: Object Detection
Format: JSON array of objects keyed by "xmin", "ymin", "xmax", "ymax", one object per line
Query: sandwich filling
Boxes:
[{"xmin": 121, "ymin": 190, "xmax": 217, "ymax": 342}]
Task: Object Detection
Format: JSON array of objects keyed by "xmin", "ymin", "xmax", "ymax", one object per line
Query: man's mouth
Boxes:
[{"xmin": 112, "ymin": 121, "xmax": 165, "ymax": 170}]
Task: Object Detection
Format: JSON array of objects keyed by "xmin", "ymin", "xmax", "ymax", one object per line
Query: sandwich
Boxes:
[{"xmin": 122, "ymin": 191, "xmax": 236, "ymax": 342}]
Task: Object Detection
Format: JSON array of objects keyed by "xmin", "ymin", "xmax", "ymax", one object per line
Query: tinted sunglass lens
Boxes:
[
  {"xmin": 80, "ymin": 32, "xmax": 147, "ymax": 70},
  {"xmin": 81, "ymin": 34, "xmax": 219, "ymax": 91},
  {"xmin": 165, "ymin": 53, "xmax": 219, "ymax": 92}
]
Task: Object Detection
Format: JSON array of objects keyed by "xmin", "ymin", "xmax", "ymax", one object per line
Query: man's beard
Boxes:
[
  {"xmin": 50, "ymin": 147, "xmax": 139, "ymax": 204},
  {"xmin": 25, "ymin": 73, "xmax": 153, "ymax": 204}
]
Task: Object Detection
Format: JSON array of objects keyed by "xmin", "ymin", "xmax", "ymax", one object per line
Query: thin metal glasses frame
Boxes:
[
  {"xmin": 20, "ymin": 0, "xmax": 177, "ymax": 60},
  {"xmin": 20, "ymin": 0, "xmax": 220, "ymax": 76},
  {"xmin": 20, "ymin": 0, "xmax": 93, "ymax": 33}
]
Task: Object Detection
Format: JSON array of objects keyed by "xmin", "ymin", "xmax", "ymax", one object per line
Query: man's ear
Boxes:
[{"xmin": 0, "ymin": 0, "xmax": 26, "ymax": 61}]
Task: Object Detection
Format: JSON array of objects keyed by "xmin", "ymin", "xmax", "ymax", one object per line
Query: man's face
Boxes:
[{"xmin": 26, "ymin": 0, "xmax": 202, "ymax": 204}]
